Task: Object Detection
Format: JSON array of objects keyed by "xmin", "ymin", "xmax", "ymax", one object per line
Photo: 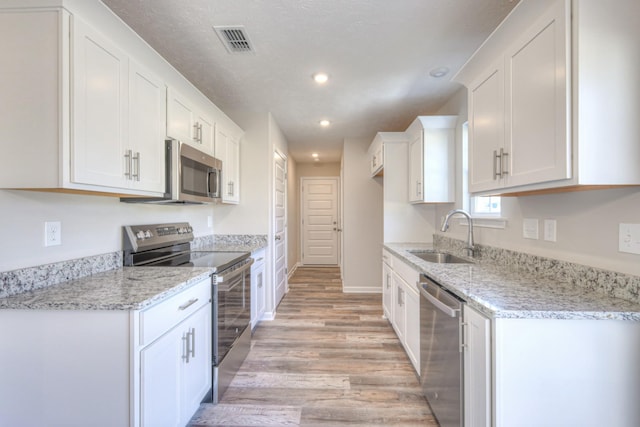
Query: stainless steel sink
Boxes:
[{"xmin": 408, "ymin": 251, "xmax": 471, "ymax": 264}]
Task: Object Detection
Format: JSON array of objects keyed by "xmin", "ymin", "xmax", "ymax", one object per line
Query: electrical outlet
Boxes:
[
  {"xmin": 619, "ymin": 223, "xmax": 640, "ymax": 255},
  {"xmin": 544, "ymin": 219, "xmax": 557, "ymax": 242},
  {"xmin": 44, "ymin": 221, "xmax": 62, "ymax": 247},
  {"xmin": 523, "ymin": 218, "xmax": 539, "ymax": 240}
]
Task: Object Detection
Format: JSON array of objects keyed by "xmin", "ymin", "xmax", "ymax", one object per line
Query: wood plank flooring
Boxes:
[{"xmin": 189, "ymin": 266, "xmax": 436, "ymax": 426}]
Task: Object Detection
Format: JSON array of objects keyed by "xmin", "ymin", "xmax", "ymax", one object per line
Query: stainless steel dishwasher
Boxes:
[{"xmin": 419, "ymin": 274, "xmax": 464, "ymax": 427}]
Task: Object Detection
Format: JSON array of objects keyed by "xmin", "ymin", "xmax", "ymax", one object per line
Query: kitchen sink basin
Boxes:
[{"xmin": 408, "ymin": 251, "xmax": 472, "ymax": 264}]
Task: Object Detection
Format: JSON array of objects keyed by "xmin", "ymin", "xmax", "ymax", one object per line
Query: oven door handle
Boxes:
[{"xmin": 214, "ymin": 258, "xmax": 254, "ymax": 285}]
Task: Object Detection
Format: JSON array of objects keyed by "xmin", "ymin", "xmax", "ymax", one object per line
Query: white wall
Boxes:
[
  {"xmin": 383, "ymin": 141, "xmax": 438, "ymax": 243},
  {"xmin": 0, "ymin": 190, "xmax": 214, "ymax": 272},
  {"xmin": 342, "ymin": 138, "xmax": 383, "ymax": 293},
  {"xmin": 435, "ymin": 88, "xmax": 640, "ymax": 277},
  {"xmin": 213, "ymin": 111, "xmax": 270, "ymax": 234}
]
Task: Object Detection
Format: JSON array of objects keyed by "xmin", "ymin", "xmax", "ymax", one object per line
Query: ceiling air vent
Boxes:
[{"xmin": 214, "ymin": 26, "xmax": 255, "ymax": 54}]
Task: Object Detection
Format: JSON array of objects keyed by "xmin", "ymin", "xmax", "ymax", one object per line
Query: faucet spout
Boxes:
[{"xmin": 440, "ymin": 209, "xmax": 475, "ymax": 256}]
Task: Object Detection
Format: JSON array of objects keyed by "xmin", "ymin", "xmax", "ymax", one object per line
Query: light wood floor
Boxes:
[{"xmin": 189, "ymin": 266, "xmax": 437, "ymax": 426}]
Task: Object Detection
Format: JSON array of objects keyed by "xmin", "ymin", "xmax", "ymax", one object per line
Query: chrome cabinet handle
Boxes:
[
  {"xmin": 190, "ymin": 327, "xmax": 196, "ymax": 358},
  {"xmin": 193, "ymin": 122, "xmax": 200, "ymax": 143},
  {"xmin": 178, "ymin": 298, "xmax": 198, "ymax": 311},
  {"xmin": 501, "ymin": 148, "xmax": 509, "ymax": 176},
  {"xmin": 416, "ymin": 181, "xmax": 422, "ymax": 197},
  {"xmin": 493, "ymin": 149, "xmax": 501, "ymax": 179},
  {"xmin": 386, "ymin": 273, "xmax": 391, "ymax": 289},
  {"xmin": 397, "ymin": 286, "xmax": 404, "ymax": 307},
  {"xmin": 228, "ymin": 181, "xmax": 234, "ymax": 196},
  {"xmin": 124, "ymin": 150, "xmax": 132, "ymax": 179},
  {"xmin": 199, "ymin": 123, "xmax": 203, "ymax": 143},
  {"xmin": 132, "ymin": 152, "xmax": 140, "ymax": 181},
  {"xmin": 182, "ymin": 332, "xmax": 190, "ymax": 363},
  {"xmin": 275, "ymin": 235, "xmax": 281, "ymax": 241}
]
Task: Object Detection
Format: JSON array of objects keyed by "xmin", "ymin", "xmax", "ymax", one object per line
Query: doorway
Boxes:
[
  {"xmin": 273, "ymin": 149, "xmax": 288, "ymax": 308},
  {"xmin": 300, "ymin": 177, "xmax": 340, "ymax": 265}
]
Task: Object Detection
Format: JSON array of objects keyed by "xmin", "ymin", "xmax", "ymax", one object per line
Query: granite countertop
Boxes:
[
  {"xmin": 0, "ymin": 267, "xmax": 214, "ymax": 311},
  {"xmin": 384, "ymin": 243, "xmax": 640, "ymax": 321}
]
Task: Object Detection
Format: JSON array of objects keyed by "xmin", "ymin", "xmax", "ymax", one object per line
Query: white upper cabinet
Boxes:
[
  {"xmin": 0, "ymin": 1, "xmax": 242, "ymax": 198},
  {"xmin": 468, "ymin": 63, "xmax": 505, "ymax": 192},
  {"xmin": 215, "ymin": 124, "xmax": 241, "ymax": 204},
  {"xmin": 128, "ymin": 61, "xmax": 167, "ymax": 193},
  {"xmin": 166, "ymin": 87, "xmax": 215, "ymax": 154},
  {"xmin": 368, "ymin": 134, "xmax": 384, "ymax": 177},
  {"xmin": 72, "ymin": 17, "xmax": 129, "ymax": 190},
  {"xmin": 406, "ymin": 116, "xmax": 457, "ymax": 203},
  {"xmin": 456, "ymin": 0, "xmax": 640, "ymax": 195}
]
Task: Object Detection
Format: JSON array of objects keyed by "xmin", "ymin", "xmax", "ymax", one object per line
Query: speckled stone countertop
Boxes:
[
  {"xmin": 0, "ymin": 267, "xmax": 214, "ymax": 311},
  {"xmin": 385, "ymin": 243, "xmax": 640, "ymax": 321}
]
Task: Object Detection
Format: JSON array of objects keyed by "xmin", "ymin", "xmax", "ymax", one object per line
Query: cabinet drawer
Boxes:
[
  {"xmin": 382, "ymin": 249, "xmax": 393, "ymax": 268},
  {"xmin": 139, "ymin": 278, "xmax": 211, "ymax": 346},
  {"xmin": 393, "ymin": 257, "xmax": 419, "ymax": 289}
]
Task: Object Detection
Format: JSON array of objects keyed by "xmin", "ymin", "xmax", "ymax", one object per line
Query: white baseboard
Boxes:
[
  {"xmin": 287, "ymin": 263, "xmax": 302, "ymax": 280},
  {"xmin": 262, "ymin": 311, "xmax": 276, "ymax": 321}
]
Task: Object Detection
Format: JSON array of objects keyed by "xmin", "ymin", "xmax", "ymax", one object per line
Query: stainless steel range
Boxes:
[{"xmin": 123, "ymin": 222, "xmax": 253, "ymax": 403}]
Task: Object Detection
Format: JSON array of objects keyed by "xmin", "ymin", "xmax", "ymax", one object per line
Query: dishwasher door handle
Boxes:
[{"xmin": 419, "ymin": 283, "xmax": 460, "ymax": 318}]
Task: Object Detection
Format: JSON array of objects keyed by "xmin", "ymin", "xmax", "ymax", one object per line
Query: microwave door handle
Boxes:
[{"xmin": 207, "ymin": 168, "xmax": 216, "ymax": 197}]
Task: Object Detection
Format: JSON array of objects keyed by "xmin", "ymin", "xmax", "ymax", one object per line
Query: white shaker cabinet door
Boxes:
[
  {"xmin": 181, "ymin": 305, "xmax": 212, "ymax": 426},
  {"xmin": 464, "ymin": 305, "xmax": 491, "ymax": 427},
  {"xmin": 72, "ymin": 17, "xmax": 128, "ymax": 189},
  {"xmin": 408, "ymin": 133, "xmax": 423, "ymax": 202},
  {"xmin": 140, "ymin": 323, "xmax": 183, "ymax": 427},
  {"xmin": 505, "ymin": 0, "xmax": 571, "ymax": 188},
  {"xmin": 167, "ymin": 87, "xmax": 195, "ymax": 143},
  {"xmin": 382, "ymin": 261, "xmax": 393, "ymax": 320},
  {"xmin": 468, "ymin": 63, "xmax": 505, "ymax": 193},
  {"xmin": 129, "ymin": 61, "xmax": 166, "ymax": 193}
]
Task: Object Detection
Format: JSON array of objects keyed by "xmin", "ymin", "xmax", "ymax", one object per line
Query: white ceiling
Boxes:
[{"xmin": 101, "ymin": 0, "xmax": 518, "ymax": 163}]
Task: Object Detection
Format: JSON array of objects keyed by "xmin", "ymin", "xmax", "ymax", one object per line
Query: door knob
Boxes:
[{"xmin": 275, "ymin": 235, "xmax": 281, "ymax": 241}]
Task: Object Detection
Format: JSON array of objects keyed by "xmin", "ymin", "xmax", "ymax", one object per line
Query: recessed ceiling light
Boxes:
[
  {"xmin": 313, "ymin": 73, "xmax": 329, "ymax": 84},
  {"xmin": 312, "ymin": 153, "xmax": 319, "ymax": 158},
  {"xmin": 429, "ymin": 66, "xmax": 450, "ymax": 78},
  {"xmin": 319, "ymin": 120, "xmax": 330, "ymax": 127}
]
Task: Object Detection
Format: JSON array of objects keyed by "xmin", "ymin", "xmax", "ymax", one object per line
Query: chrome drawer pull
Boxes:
[{"xmin": 178, "ymin": 298, "xmax": 198, "ymax": 311}]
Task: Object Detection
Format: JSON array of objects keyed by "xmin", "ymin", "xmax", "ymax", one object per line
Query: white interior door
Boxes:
[
  {"xmin": 273, "ymin": 150, "xmax": 287, "ymax": 307},
  {"xmin": 301, "ymin": 177, "xmax": 339, "ymax": 265}
]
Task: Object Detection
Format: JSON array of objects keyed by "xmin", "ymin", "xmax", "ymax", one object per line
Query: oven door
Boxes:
[{"xmin": 212, "ymin": 259, "xmax": 253, "ymax": 365}]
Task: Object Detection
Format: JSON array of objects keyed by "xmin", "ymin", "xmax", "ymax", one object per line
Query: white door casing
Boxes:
[
  {"xmin": 301, "ymin": 177, "xmax": 339, "ymax": 265},
  {"xmin": 273, "ymin": 150, "xmax": 288, "ymax": 308}
]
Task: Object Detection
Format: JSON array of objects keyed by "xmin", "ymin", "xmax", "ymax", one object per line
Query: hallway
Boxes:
[{"xmin": 189, "ymin": 266, "xmax": 436, "ymax": 426}]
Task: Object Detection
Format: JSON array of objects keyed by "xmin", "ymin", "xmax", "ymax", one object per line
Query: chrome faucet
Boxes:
[{"xmin": 440, "ymin": 209, "xmax": 475, "ymax": 257}]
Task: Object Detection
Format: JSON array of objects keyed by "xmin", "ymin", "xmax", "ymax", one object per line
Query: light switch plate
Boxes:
[
  {"xmin": 544, "ymin": 219, "xmax": 557, "ymax": 242},
  {"xmin": 523, "ymin": 218, "xmax": 539, "ymax": 240},
  {"xmin": 619, "ymin": 223, "xmax": 640, "ymax": 255}
]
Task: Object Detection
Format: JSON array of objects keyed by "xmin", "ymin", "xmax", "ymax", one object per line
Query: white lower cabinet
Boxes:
[
  {"xmin": 0, "ymin": 277, "xmax": 212, "ymax": 427},
  {"xmin": 251, "ymin": 248, "xmax": 266, "ymax": 329},
  {"xmin": 464, "ymin": 305, "xmax": 491, "ymax": 427},
  {"xmin": 141, "ymin": 303, "xmax": 211, "ymax": 427},
  {"xmin": 382, "ymin": 251, "xmax": 420, "ymax": 375},
  {"xmin": 382, "ymin": 254, "xmax": 393, "ymax": 320}
]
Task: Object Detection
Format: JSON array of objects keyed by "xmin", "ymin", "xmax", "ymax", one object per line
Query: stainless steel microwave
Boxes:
[{"xmin": 121, "ymin": 140, "xmax": 222, "ymax": 204}]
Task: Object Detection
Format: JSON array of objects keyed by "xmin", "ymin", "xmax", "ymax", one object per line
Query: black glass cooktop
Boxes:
[{"xmin": 146, "ymin": 251, "xmax": 250, "ymax": 272}]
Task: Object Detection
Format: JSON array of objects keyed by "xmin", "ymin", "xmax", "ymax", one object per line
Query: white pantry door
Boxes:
[
  {"xmin": 273, "ymin": 150, "xmax": 288, "ymax": 307},
  {"xmin": 301, "ymin": 177, "xmax": 339, "ymax": 265}
]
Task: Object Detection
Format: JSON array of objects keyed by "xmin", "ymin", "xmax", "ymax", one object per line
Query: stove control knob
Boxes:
[
  {"xmin": 136, "ymin": 230, "xmax": 145, "ymax": 240},
  {"xmin": 187, "ymin": 226, "xmax": 193, "ymax": 233},
  {"xmin": 144, "ymin": 230, "xmax": 152, "ymax": 238}
]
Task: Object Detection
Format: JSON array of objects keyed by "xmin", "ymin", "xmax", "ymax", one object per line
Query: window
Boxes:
[{"xmin": 461, "ymin": 122, "xmax": 501, "ymax": 216}]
